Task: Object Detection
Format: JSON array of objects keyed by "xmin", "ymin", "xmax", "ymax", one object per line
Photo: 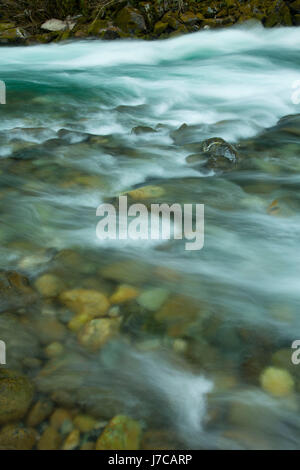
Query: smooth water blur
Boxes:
[{"xmin": 0, "ymin": 25, "xmax": 300, "ymax": 449}]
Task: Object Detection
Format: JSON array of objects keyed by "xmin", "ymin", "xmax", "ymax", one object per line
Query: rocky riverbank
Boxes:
[{"xmin": 0, "ymin": 0, "xmax": 299, "ymax": 45}]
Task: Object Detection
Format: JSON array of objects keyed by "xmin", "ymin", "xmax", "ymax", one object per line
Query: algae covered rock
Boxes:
[
  {"xmin": 0, "ymin": 370, "xmax": 35, "ymax": 425},
  {"xmin": 96, "ymin": 415, "xmax": 142, "ymax": 450},
  {"xmin": 0, "ymin": 23, "xmax": 26, "ymax": 44}
]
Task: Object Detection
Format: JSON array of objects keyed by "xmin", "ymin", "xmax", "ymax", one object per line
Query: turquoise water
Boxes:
[{"xmin": 0, "ymin": 24, "xmax": 300, "ymax": 449}]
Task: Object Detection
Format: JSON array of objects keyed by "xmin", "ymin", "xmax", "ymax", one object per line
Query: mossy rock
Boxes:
[
  {"xmin": 265, "ymin": 5, "xmax": 292, "ymax": 27},
  {"xmin": 180, "ymin": 11, "xmax": 200, "ymax": 25},
  {"xmin": 87, "ymin": 20, "xmax": 123, "ymax": 39},
  {"xmin": 87, "ymin": 19, "xmax": 110, "ymax": 35},
  {"xmin": 154, "ymin": 20, "xmax": 168, "ymax": 35},
  {"xmin": 0, "ymin": 26, "xmax": 26, "ymax": 43},
  {"xmin": 0, "ymin": 424, "xmax": 37, "ymax": 450},
  {"xmin": 0, "ymin": 370, "xmax": 35, "ymax": 425},
  {"xmin": 31, "ymin": 33, "xmax": 59, "ymax": 44},
  {"xmin": 115, "ymin": 6, "xmax": 147, "ymax": 34},
  {"xmin": 0, "ymin": 22, "xmax": 15, "ymax": 32},
  {"xmin": 138, "ymin": 2, "xmax": 158, "ymax": 29},
  {"xmin": 96, "ymin": 415, "xmax": 142, "ymax": 450},
  {"xmin": 161, "ymin": 11, "xmax": 181, "ymax": 29}
]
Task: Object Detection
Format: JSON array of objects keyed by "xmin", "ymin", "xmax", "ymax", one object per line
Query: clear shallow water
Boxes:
[{"xmin": 0, "ymin": 25, "xmax": 300, "ymax": 449}]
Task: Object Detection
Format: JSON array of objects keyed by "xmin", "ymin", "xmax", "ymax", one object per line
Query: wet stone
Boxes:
[{"xmin": 0, "ymin": 370, "xmax": 35, "ymax": 425}]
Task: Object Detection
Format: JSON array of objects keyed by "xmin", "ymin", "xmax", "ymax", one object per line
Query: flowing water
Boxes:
[{"xmin": 0, "ymin": 24, "xmax": 300, "ymax": 449}]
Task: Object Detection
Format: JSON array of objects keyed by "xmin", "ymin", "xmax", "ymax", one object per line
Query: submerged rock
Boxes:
[
  {"xmin": 137, "ymin": 287, "xmax": 169, "ymax": 311},
  {"xmin": 26, "ymin": 399, "xmax": 54, "ymax": 428},
  {"xmin": 34, "ymin": 273, "xmax": 64, "ymax": 298},
  {"xmin": 110, "ymin": 284, "xmax": 140, "ymax": 304},
  {"xmin": 100, "ymin": 260, "xmax": 150, "ymax": 285},
  {"xmin": 78, "ymin": 317, "xmax": 121, "ymax": 352},
  {"xmin": 125, "ymin": 185, "xmax": 166, "ymax": 200},
  {"xmin": 59, "ymin": 289, "xmax": 110, "ymax": 318},
  {"xmin": 73, "ymin": 414, "xmax": 98, "ymax": 433},
  {"xmin": 95, "ymin": 414, "xmax": 142, "ymax": 450},
  {"xmin": 260, "ymin": 367, "xmax": 295, "ymax": 397},
  {"xmin": 0, "ymin": 370, "xmax": 34, "ymax": 425},
  {"xmin": 0, "ymin": 424, "xmax": 37, "ymax": 450},
  {"xmin": 155, "ymin": 295, "xmax": 199, "ymax": 337},
  {"xmin": 37, "ymin": 426, "xmax": 62, "ymax": 451},
  {"xmin": 62, "ymin": 429, "xmax": 80, "ymax": 450},
  {"xmin": 0, "ymin": 270, "xmax": 36, "ymax": 312}
]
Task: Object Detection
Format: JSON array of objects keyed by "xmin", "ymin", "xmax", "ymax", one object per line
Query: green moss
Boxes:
[{"xmin": 154, "ymin": 20, "xmax": 168, "ymax": 34}]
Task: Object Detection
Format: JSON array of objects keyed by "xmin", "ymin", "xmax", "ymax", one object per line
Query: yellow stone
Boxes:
[
  {"xmin": 73, "ymin": 414, "xmax": 98, "ymax": 433},
  {"xmin": 62, "ymin": 429, "xmax": 80, "ymax": 450},
  {"xmin": 37, "ymin": 427, "xmax": 62, "ymax": 450},
  {"xmin": 27, "ymin": 400, "xmax": 53, "ymax": 427},
  {"xmin": 96, "ymin": 415, "xmax": 142, "ymax": 450},
  {"xmin": 80, "ymin": 442, "xmax": 95, "ymax": 450},
  {"xmin": 60, "ymin": 289, "xmax": 110, "ymax": 317},
  {"xmin": 44, "ymin": 342, "xmax": 64, "ymax": 358},
  {"xmin": 50, "ymin": 408, "xmax": 72, "ymax": 431},
  {"xmin": 78, "ymin": 317, "xmax": 121, "ymax": 351},
  {"xmin": 125, "ymin": 185, "xmax": 165, "ymax": 200},
  {"xmin": 34, "ymin": 273, "xmax": 63, "ymax": 297},
  {"xmin": 110, "ymin": 284, "xmax": 140, "ymax": 304},
  {"xmin": 260, "ymin": 367, "xmax": 295, "ymax": 397},
  {"xmin": 68, "ymin": 313, "xmax": 91, "ymax": 332}
]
